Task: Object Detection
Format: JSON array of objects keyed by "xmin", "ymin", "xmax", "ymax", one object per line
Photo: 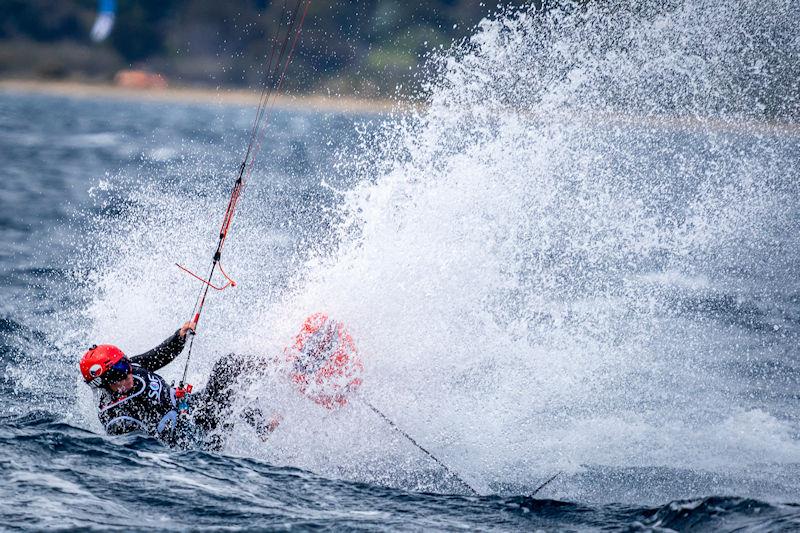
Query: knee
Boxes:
[{"xmin": 212, "ymin": 353, "xmax": 255, "ymax": 382}]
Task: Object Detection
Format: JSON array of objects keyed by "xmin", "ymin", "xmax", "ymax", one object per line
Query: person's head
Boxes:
[{"xmin": 79, "ymin": 344, "xmax": 133, "ymax": 393}]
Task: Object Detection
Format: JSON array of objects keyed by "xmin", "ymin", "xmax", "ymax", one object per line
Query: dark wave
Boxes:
[
  {"xmin": 637, "ymin": 496, "xmax": 800, "ymax": 532},
  {"xmin": 0, "ymin": 316, "xmax": 54, "ymax": 360},
  {"xmin": 669, "ymin": 293, "xmax": 784, "ymax": 333},
  {"xmin": 0, "ymin": 416, "xmax": 798, "ymax": 531},
  {"xmin": 0, "ymin": 316, "xmax": 27, "ymax": 335}
]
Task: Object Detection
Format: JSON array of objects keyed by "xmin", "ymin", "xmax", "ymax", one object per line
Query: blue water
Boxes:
[
  {"xmin": 3, "ymin": 3, "xmax": 800, "ymax": 527},
  {"xmin": 1, "ymin": 88, "xmax": 798, "ymax": 531}
]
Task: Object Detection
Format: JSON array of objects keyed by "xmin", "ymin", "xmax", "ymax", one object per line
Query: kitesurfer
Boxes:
[{"xmin": 79, "ymin": 321, "xmax": 279, "ymax": 449}]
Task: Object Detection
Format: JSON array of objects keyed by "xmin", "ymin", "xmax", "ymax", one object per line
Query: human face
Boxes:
[{"xmin": 108, "ymin": 373, "xmax": 134, "ymax": 394}]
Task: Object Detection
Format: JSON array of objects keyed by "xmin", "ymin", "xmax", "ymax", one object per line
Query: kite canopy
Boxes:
[{"xmin": 90, "ymin": 0, "xmax": 116, "ymax": 42}]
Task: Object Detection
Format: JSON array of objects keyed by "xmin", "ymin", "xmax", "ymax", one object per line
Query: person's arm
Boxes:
[{"xmin": 129, "ymin": 321, "xmax": 195, "ymax": 372}]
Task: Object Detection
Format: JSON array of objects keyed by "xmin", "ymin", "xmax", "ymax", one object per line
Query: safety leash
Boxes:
[
  {"xmin": 363, "ymin": 399, "xmax": 480, "ymax": 496},
  {"xmin": 529, "ymin": 471, "xmax": 561, "ymax": 497}
]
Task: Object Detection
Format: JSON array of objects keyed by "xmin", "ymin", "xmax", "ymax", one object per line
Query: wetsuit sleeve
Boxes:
[{"xmin": 128, "ymin": 330, "xmax": 186, "ymax": 372}]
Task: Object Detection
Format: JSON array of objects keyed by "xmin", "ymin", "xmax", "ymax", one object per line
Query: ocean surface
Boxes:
[{"xmin": 3, "ymin": 2, "xmax": 800, "ymax": 531}]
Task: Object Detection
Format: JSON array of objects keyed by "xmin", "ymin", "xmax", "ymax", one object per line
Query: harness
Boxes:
[{"xmin": 99, "ymin": 369, "xmax": 178, "ymax": 438}]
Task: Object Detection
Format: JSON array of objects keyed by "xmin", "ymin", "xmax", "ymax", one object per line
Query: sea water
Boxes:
[{"xmin": 2, "ymin": 1, "xmax": 800, "ymax": 530}]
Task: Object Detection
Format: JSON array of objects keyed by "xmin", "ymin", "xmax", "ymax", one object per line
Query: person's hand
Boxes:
[{"xmin": 179, "ymin": 321, "xmax": 197, "ymax": 339}]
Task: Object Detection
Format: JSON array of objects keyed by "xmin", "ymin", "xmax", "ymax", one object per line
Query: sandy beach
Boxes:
[
  {"xmin": 2, "ymin": 78, "xmax": 796, "ymax": 137},
  {"xmin": 0, "ymin": 78, "xmax": 401, "ymax": 115}
]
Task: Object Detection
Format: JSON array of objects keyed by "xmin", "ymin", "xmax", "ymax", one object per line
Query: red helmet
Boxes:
[{"xmin": 79, "ymin": 344, "xmax": 130, "ymax": 388}]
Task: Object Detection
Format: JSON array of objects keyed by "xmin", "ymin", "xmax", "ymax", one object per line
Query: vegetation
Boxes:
[{"xmin": 0, "ymin": 0, "xmax": 533, "ymax": 97}]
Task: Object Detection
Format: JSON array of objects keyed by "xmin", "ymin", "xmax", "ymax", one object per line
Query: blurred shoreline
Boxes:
[
  {"xmin": 0, "ymin": 79, "xmax": 400, "ymax": 115},
  {"xmin": 2, "ymin": 79, "xmax": 796, "ymax": 136}
]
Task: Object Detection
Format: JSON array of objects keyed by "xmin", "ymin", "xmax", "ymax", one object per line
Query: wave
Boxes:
[
  {"xmin": 1, "ymin": 415, "xmax": 798, "ymax": 531},
  {"xmin": 7, "ymin": 0, "xmax": 799, "ymax": 504},
  {"xmin": 639, "ymin": 496, "xmax": 800, "ymax": 531},
  {"xmin": 276, "ymin": 0, "xmax": 800, "ymax": 496}
]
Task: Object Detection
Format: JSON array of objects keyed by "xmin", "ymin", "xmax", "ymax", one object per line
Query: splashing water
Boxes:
[
  {"xmin": 52, "ymin": 0, "xmax": 800, "ymax": 503},
  {"xmin": 266, "ymin": 0, "xmax": 800, "ymax": 497}
]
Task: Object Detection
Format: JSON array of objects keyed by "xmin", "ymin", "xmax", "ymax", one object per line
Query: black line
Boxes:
[
  {"xmin": 362, "ymin": 399, "xmax": 480, "ymax": 496},
  {"xmin": 529, "ymin": 470, "xmax": 561, "ymax": 497}
]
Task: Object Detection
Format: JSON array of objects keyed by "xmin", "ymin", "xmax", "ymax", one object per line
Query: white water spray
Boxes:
[
  {"xmin": 265, "ymin": 0, "xmax": 800, "ymax": 497},
  {"xmin": 61, "ymin": 0, "xmax": 800, "ymax": 502}
]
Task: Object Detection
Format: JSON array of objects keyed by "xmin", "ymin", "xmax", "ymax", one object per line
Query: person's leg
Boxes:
[
  {"xmin": 191, "ymin": 353, "xmax": 254, "ymax": 433},
  {"xmin": 190, "ymin": 353, "xmax": 280, "ymax": 445}
]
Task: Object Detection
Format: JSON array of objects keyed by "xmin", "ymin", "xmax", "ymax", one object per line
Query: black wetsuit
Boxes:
[
  {"xmin": 96, "ymin": 331, "xmax": 256, "ymax": 449},
  {"xmin": 97, "ymin": 331, "xmax": 186, "ymax": 441}
]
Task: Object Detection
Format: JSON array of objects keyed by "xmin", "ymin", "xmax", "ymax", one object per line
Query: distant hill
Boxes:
[{"xmin": 0, "ymin": 0, "xmax": 533, "ymax": 98}]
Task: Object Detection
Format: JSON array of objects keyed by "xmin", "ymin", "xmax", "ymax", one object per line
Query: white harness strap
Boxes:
[
  {"xmin": 156, "ymin": 410, "xmax": 178, "ymax": 434},
  {"xmin": 99, "ymin": 375, "xmax": 147, "ymax": 412}
]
